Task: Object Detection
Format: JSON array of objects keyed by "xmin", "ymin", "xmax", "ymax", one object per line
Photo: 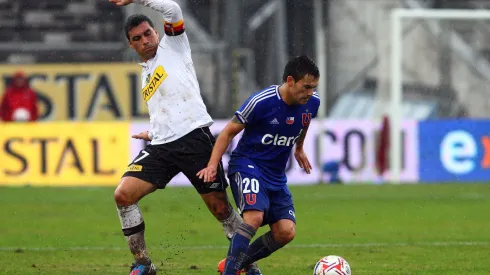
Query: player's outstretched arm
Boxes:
[
  {"xmin": 197, "ymin": 117, "xmax": 245, "ymax": 183},
  {"xmin": 294, "ymin": 125, "xmax": 313, "ymax": 174},
  {"xmin": 110, "ymin": 0, "xmax": 189, "ymax": 53},
  {"xmin": 110, "ymin": 0, "xmax": 183, "ymax": 26},
  {"xmin": 110, "ymin": 0, "xmax": 182, "ymax": 25}
]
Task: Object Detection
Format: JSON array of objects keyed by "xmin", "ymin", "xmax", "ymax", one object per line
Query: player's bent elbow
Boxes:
[
  {"xmin": 167, "ymin": 1, "xmax": 182, "ymax": 18},
  {"xmin": 172, "ymin": 0, "xmax": 182, "ymax": 11}
]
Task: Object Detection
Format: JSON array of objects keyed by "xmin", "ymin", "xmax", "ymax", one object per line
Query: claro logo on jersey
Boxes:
[
  {"xmin": 261, "ymin": 129, "xmax": 303, "ymax": 147},
  {"xmin": 142, "ymin": 66, "xmax": 167, "ymax": 102}
]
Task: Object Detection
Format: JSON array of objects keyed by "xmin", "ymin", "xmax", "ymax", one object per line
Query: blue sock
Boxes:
[
  {"xmin": 241, "ymin": 231, "xmax": 283, "ymax": 269},
  {"xmin": 224, "ymin": 223, "xmax": 256, "ymax": 275}
]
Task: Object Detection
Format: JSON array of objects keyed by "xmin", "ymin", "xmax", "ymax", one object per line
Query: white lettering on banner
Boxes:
[
  {"xmin": 440, "ymin": 130, "xmax": 477, "ymax": 174},
  {"xmin": 130, "ymin": 120, "xmax": 419, "ymax": 185}
]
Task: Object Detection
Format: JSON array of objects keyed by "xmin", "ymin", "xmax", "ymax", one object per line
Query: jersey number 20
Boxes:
[
  {"xmin": 241, "ymin": 177, "xmax": 259, "ymax": 206},
  {"xmin": 242, "ymin": 178, "xmax": 259, "ymax": 193}
]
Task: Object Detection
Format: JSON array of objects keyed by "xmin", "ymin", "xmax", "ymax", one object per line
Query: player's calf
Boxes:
[
  {"xmin": 201, "ymin": 191, "xmax": 235, "ymax": 220},
  {"xmin": 224, "ymin": 223, "xmax": 257, "ymax": 274},
  {"xmin": 239, "ymin": 230, "xmax": 284, "ymax": 270},
  {"xmin": 201, "ymin": 191, "xmax": 245, "ymax": 239},
  {"xmin": 117, "ymin": 203, "xmax": 151, "ymax": 266},
  {"xmin": 239, "ymin": 219, "xmax": 294, "ymax": 270},
  {"xmin": 115, "ymin": 177, "xmax": 156, "ymax": 267},
  {"xmin": 223, "ymin": 210, "xmax": 263, "ymax": 274}
]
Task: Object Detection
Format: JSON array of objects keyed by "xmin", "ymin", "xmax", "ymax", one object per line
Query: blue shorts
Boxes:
[{"xmin": 228, "ymin": 167, "xmax": 296, "ymax": 227}]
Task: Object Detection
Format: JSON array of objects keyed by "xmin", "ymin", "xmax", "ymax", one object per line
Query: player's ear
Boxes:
[{"xmin": 286, "ymin": 76, "xmax": 295, "ymax": 87}]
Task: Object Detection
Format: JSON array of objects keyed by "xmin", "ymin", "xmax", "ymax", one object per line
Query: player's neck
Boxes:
[
  {"xmin": 278, "ymin": 84, "xmax": 296, "ymax": 106},
  {"xmin": 141, "ymin": 52, "xmax": 157, "ymax": 62}
]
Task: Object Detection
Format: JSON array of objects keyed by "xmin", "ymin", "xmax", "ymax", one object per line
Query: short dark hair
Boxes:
[
  {"xmin": 125, "ymin": 14, "xmax": 155, "ymax": 40},
  {"xmin": 282, "ymin": 55, "xmax": 320, "ymax": 82}
]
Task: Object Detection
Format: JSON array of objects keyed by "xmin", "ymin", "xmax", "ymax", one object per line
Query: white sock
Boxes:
[
  {"xmin": 117, "ymin": 204, "xmax": 151, "ymax": 265},
  {"xmin": 221, "ymin": 209, "xmax": 244, "ymax": 239}
]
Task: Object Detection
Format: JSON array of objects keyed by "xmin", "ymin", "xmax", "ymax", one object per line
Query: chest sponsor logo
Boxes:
[
  {"xmin": 142, "ymin": 66, "xmax": 167, "ymax": 102},
  {"xmin": 261, "ymin": 129, "xmax": 303, "ymax": 147}
]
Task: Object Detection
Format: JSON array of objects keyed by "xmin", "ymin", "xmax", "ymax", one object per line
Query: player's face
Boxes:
[
  {"xmin": 287, "ymin": 74, "xmax": 319, "ymax": 105},
  {"xmin": 128, "ymin": 21, "xmax": 159, "ymax": 61}
]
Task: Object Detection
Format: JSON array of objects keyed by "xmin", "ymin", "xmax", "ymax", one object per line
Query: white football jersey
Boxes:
[{"xmin": 136, "ymin": 0, "xmax": 213, "ymax": 144}]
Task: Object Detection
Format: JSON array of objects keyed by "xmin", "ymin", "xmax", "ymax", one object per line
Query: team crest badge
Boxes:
[
  {"xmin": 145, "ymin": 73, "xmax": 150, "ymax": 84},
  {"xmin": 302, "ymin": 113, "xmax": 312, "ymax": 126},
  {"xmin": 286, "ymin": 117, "xmax": 295, "ymax": 125}
]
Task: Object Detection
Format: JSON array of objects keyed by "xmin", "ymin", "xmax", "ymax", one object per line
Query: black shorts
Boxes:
[{"xmin": 123, "ymin": 127, "xmax": 228, "ymax": 194}]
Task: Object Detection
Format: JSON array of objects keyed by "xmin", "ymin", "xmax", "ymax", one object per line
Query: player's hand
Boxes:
[
  {"xmin": 294, "ymin": 147, "xmax": 312, "ymax": 174},
  {"xmin": 108, "ymin": 0, "xmax": 133, "ymax": 6},
  {"xmin": 131, "ymin": 131, "xmax": 151, "ymax": 141},
  {"xmin": 196, "ymin": 165, "xmax": 217, "ymax": 183}
]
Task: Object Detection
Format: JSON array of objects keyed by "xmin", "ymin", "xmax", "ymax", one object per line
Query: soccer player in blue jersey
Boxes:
[{"xmin": 197, "ymin": 55, "xmax": 320, "ymax": 275}]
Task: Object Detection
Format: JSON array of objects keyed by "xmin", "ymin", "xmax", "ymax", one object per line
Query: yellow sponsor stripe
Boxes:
[{"xmin": 142, "ymin": 66, "xmax": 167, "ymax": 102}]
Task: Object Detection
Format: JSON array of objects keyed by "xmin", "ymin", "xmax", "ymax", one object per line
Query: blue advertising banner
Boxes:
[{"xmin": 419, "ymin": 120, "xmax": 490, "ymax": 182}]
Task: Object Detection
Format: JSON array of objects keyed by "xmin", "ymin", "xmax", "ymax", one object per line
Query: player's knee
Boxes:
[
  {"xmin": 273, "ymin": 223, "xmax": 296, "ymax": 245},
  {"xmin": 114, "ymin": 177, "xmax": 155, "ymax": 206},
  {"xmin": 114, "ymin": 185, "xmax": 135, "ymax": 206}
]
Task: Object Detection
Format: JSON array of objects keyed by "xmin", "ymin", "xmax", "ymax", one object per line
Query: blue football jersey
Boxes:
[{"xmin": 229, "ymin": 85, "xmax": 320, "ymax": 182}]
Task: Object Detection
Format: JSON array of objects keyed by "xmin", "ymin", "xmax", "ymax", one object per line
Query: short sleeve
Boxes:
[
  {"xmin": 235, "ymin": 89, "xmax": 277, "ymax": 125},
  {"xmin": 235, "ymin": 97, "xmax": 260, "ymax": 125}
]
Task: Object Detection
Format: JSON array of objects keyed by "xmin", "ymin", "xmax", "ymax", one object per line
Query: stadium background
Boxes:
[{"xmin": 1, "ymin": 0, "xmax": 489, "ymax": 274}]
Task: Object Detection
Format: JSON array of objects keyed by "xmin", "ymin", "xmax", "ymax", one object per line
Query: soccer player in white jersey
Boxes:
[{"xmin": 108, "ymin": 1, "xmax": 251, "ymax": 274}]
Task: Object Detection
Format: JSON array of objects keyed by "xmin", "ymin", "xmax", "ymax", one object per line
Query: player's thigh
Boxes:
[
  {"xmin": 122, "ymin": 145, "xmax": 181, "ymax": 190},
  {"xmin": 229, "ymin": 171, "xmax": 269, "ymax": 217},
  {"xmin": 172, "ymin": 127, "xmax": 229, "ymax": 194},
  {"xmin": 267, "ymin": 185, "xmax": 296, "ymax": 225}
]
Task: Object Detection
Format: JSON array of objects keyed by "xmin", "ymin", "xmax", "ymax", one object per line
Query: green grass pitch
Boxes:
[{"xmin": 1, "ymin": 183, "xmax": 489, "ymax": 274}]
